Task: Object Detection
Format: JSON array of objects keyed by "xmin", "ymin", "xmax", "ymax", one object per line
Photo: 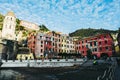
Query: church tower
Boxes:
[{"xmin": 1, "ymin": 11, "xmax": 16, "ymax": 40}]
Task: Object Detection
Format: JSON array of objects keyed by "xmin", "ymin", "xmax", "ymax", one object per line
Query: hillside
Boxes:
[
  {"xmin": 0, "ymin": 13, "xmax": 4, "ymax": 30},
  {"xmin": 69, "ymin": 28, "xmax": 118, "ymax": 38}
]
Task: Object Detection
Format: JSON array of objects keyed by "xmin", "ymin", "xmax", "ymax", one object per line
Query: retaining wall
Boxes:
[{"xmin": 0, "ymin": 59, "xmax": 84, "ymax": 68}]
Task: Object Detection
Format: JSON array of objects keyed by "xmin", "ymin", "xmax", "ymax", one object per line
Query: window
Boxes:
[
  {"xmin": 53, "ymin": 43, "xmax": 54, "ymax": 46},
  {"xmin": 106, "ymin": 47, "xmax": 108, "ymax": 50},
  {"xmin": 90, "ymin": 42, "xmax": 92, "ymax": 46},
  {"xmin": 94, "ymin": 41, "xmax": 96, "ymax": 46},
  {"xmin": 99, "ymin": 42, "xmax": 101, "ymax": 45},
  {"xmin": 64, "ymin": 45, "xmax": 66, "ymax": 47},
  {"xmin": 53, "ymin": 38, "xmax": 54, "ymax": 41},
  {"xmin": 67, "ymin": 41, "xmax": 69, "ymax": 43},
  {"xmin": 95, "ymin": 48, "xmax": 97, "ymax": 51},
  {"xmin": 99, "ymin": 47, "xmax": 102, "ymax": 51},
  {"xmin": 40, "ymin": 36, "xmax": 42, "ymax": 39},
  {"xmin": 41, "ymin": 45, "xmax": 43, "ymax": 47},
  {"xmin": 105, "ymin": 40, "xmax": 107, "ymax": 44},
  {"xmin": 77, "ymin": 47, "xmax": 78, "ymax": 49},
  {"xmin": 41, "ymin": 49, "xmax": 43, "ymax": 53},
  {"xmin": 41, "ymin": 41, "xmax": 43, "ymax": 44},
  {"xmin": 34, "ymin": 41, "xmax": 35, "ymax": 44},
  {"xmin": 46, "ymin": 37, "xmax": 48, "ymax": 40},
  {"xmin": 104, "ymin": 35, "xmax": 106, "ymax": 38},
  {"xmin": 59, "ymin": 44, "xmax": 61, "ymax": 47},
  {"xmin": 59, "ymin": 35, "xmax": 60, "ymax": 38},
  {"xmin": 59, "ymin": 39, "xmax": 60, "ymax": 42},
  {"xmin": 82, "ymin": 46, "xmax": 84, "ymax": 48},
  {"xmin": 53, "ymin": 33, "xmax": 54, "ymax": 36},
  {"xmin": 86, "ymin": 45, "xmax": 88, "ymax": 48},
  {"xmin": 82, "ymin": 41, "xmax": 84, "ymax": 43},
  {"xmin": 83, "ymin": 51, "xmax": 84, "ymax": 53},
  {"xmin": 67, "ymin": 45, "xmax": 69, "ymax": 48},
  {"xmin": 79, "ymin": 46, "xmax": 81, "ymax": 49}
]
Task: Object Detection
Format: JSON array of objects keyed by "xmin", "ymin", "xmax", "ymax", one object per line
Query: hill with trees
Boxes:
[{"xmin": 69, "ymin": 28, "xmax": 118, "ymax": 38}]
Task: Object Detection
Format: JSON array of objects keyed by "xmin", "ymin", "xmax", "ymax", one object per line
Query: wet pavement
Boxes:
[
  {"xmin": 0, "ymin": 58, "xmax": 119, "ymax": 80},
  {"xmin": 115, "ymin": 66, "xmax": 120, "ymax": 80}
]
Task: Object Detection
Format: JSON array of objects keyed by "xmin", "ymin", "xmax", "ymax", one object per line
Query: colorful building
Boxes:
[
  {"xmin": 61, "ymin": 34, "xmax": 75, "ymax": 53},
  {"xmin": 16, "ymin": 47, "xmax": 34, "ymax": 60},
  {"xmin": 27, "ymin": 32, "xmax": 36, "ymax": 54},
  {"xmin": 35, "ymin": 32, "xmax": 52, "ymax": 58},
  {"xmin": 28, "ymin": 31, "xmax": 63, "ymax": 58},
  {"xmin": 76, "ymin": 34, "xmax": 114, "ymax": 58},
  {"xmin": 47, "ymin": 31, "xmax": 62, "ymax": 54}
]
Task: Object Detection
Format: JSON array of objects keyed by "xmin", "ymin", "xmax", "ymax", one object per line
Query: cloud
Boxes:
[{"xmin": 0, "ymin": 0, "xmax": 119, "ymax": 33}]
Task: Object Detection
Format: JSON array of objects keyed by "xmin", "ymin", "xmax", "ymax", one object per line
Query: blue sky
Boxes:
[{"xmin": 0, "ymin": 0, "xmax": 120, "ymax": 34}]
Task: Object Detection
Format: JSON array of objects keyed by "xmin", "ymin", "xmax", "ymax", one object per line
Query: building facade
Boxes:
[
  {"xmin": 47, "ymin": 31, "xmax": 62, "ymax": 54},
  {"xmin": 76, "ymin": 34, "xmax": 114, "ymax": 58},
  {"xmin": 61, "ymin": 34, "xmax": 75, "ymax": 53},
  {"xmin": 27, "ymin": 32, "xmax": 36, "ymax": 54},
  {"xmin": 35, "ymin": 32, "xmax": 52, "ymax": 58},
  {"xmin": 20, "ymin": 20, "xmax": 39, "ymax": 31},
  {"xmin": 1, "ymin": 11, "xmax": 16, "ymax": 40}
]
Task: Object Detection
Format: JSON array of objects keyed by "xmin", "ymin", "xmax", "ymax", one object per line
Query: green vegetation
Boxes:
[
  {"xmin": 39, "ymin": 24, "xmax": 49, "ymax": 32},
  {"xmin": 0, "ymin": 13, "xmax": 4, "ymax": 30},
  {"xmin": 69, "ymin": 28, "xmax": 117, "ymax": 38},
  {"xmin": 87, "ymin": 49, "xmax": 92, "ymax": 59}
]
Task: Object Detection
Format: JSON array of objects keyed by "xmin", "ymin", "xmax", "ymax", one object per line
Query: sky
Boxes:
[{"xmin": 0, "ymin": 0, "xmax": 120, "ymax": 34}]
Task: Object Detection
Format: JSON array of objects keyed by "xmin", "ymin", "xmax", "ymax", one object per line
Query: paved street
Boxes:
[{"xmin": 115, "ymin": 66, "xmax": 120, "ymax": 80}]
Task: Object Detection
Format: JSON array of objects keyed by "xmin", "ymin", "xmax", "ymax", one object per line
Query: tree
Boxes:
[
  {"xmin": 87, "ymin": 48, "xmax": 92, "ymax": 59},
  {"xmin": 39, "ymin": 24, "xmax": 49, "ymax": 32}
]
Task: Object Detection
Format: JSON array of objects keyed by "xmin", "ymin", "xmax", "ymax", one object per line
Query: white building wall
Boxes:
[{"xmin": 2, "ymin": 14, "xmax": 16, "ymax": 40}]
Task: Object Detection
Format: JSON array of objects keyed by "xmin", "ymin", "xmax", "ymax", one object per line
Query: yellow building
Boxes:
[
  {"xmin": 16, "ymin": 53, "xmax": 34, "ymax": 60},
  {"xmin": 61, "ymin": 34, "xmax": 75, "ymax": 53},
  {"xmin": 16, "ymin": 47, "xmax": 34, "ymax": 60}
]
